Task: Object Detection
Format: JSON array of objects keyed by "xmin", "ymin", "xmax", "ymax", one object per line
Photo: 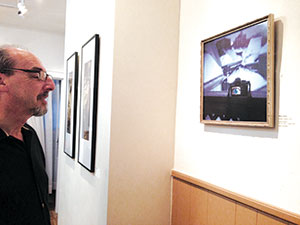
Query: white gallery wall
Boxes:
[
  {"xmin": 174, "ymin": 0, "xmax": 300, "ymax": 215},
  {"xmin": 56, "ymin": 0, "xmax": 115, "ymax": 224},
  {"xmin": 58, "ymin": 0, "xmax": 179, "ymax": 224},
  {"xmin": 108, "ymin": 0, "xmax": 179, "ymax": 224}
]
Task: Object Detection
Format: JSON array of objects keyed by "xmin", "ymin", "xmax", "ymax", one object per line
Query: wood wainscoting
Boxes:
[{"xmin": 171, "ymin": 170, "xmax": 300, "ymax": 225}]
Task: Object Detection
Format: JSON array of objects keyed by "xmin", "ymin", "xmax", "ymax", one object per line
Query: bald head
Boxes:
[{"xmin": 0, "ymin": 46, "xmax": 43, "ymax": 76}]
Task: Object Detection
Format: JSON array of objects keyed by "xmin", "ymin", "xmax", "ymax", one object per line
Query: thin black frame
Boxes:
[
  {"xmin": 200, "ymin": 14, "xmax": 274, "ymax": 127},
  {"xmin": 64, "ymin": 52, "xmax": 79, "ymax": 158},
  {"xmin": 78, "ymin": 34, "xmax": 100, "ymax": 172}
]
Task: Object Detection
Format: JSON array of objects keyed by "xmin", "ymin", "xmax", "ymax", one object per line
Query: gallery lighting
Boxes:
[
  {"xmin": 17, "ymin": 0, "xmax": 27, "ymax": 16},
  {"xmin": 0, "ymin": 0, "xmax": 28, "ymax": 16}
]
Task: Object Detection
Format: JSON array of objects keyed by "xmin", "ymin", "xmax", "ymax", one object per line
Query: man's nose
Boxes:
[{"xmin": 44, "ymin": 76, "xmax": 55, "ymax": 91}]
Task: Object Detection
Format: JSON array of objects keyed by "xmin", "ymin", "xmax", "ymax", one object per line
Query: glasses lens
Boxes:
[
  {"xmin": 39, "ymin": 71, "xmax": 49, "ymax": 81},
  {"xmin": 45, "ymin": 73, "xmax": 53, "ymax": 81}
]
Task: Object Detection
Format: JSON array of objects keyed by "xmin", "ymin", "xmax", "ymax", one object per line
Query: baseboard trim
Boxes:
[{"xmin": 171, "ymin": 169, "xmax": 300, "ymax": 224}]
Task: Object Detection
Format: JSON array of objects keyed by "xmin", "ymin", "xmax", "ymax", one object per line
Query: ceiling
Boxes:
[{"xmin": 0, "ymin": 0, "xmax": 66, "ymax": 34}]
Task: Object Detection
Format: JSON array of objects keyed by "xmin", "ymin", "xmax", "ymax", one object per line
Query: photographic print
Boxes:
[
  {"xmin": 64, "ymin": 52, "xmax": 79, "ymax": 158},
  {"xmin": 200, "ymin": 14, "xmax": 274, "ymax": 127},
  {"xmin": 78, "ymin": 34, "xmax": 100, "ymax": 172},
  {"xmin": 81, "ymin": 60, "xmax": 91, "ymax": 141}
]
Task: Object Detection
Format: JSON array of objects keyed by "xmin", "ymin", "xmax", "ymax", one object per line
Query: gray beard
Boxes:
[
  {"xmin": 32, "ymin": 107, "xmax": 48, "ymax": 117},
  {"xmin": 33, "ymin": 92, "xmax": 48, "ymax": 116}
]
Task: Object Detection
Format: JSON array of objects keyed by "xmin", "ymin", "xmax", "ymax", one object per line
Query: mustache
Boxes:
[{"xmin": 37, "ymin": 91, "xmax": 49, "ymax": 100}]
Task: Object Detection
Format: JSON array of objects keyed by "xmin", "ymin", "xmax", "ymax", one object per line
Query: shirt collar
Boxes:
[
  {"xmin": 0, "ymin": 125, "xmax": 31, "ymax": 141},
  {"xmin": 0, "ymin": 128, "xmax": 9, "ymax": 141}
]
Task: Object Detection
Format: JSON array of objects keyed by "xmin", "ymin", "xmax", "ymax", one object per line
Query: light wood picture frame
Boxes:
[{"xmin": 200, "ymin": 14, "xmax": 274, "ymax": 127}]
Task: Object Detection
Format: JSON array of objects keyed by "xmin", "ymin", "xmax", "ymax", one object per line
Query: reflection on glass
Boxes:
[
  {"xmin": 82, "ymin": 60, "xmax": 91, "ymax": 140},
  {"xmin": 67, "ymin": 71, "xmax": 73, "ymax": 134}
]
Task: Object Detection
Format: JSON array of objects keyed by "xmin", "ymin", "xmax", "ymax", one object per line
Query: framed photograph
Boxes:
[
  {"xmin": 78, "ymin": 34, "xmax": 100, "ymax": 172},
  {"xmin": 64, "ymin": 52, "xmax": 79, "ymax": 158},
  {"xmin": 200, "ymin": 14, "xmax": 274, "ymax": 127}
]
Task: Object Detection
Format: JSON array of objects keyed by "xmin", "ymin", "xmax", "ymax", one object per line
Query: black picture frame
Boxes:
[
  {"xmin": 64, "ymin": 52, "xmax": 79, "ymax": 158},
  {"xmin": 200, "ymin": 14, "xmax": 275, "ymax": 127},
  {"xmin": 78, "ymin": 34, "xmax": 100, "ymax": 172}
]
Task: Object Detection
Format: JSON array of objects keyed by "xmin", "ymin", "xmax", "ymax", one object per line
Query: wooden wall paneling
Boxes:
[
  {"xmin": 172, "ymin": 170, "xmax": 300, "ymax": 225},
  {"xmin": 257, "ymin": 212, "xmax": 289, "ymax": 225},
  {"xmin": 207, "ymin": 192, "xmax": 236, "ymax": 225},
  {"xmin": 172, "ymin": 178, "xmax": 191, "ymax": 225},
  {"xmin": 190, "ymin": 185, "xmax": 208, "ymax": 225},
  {"xmin": 235, "ymin": 203, "xmax": 257, "ymax": 225}
]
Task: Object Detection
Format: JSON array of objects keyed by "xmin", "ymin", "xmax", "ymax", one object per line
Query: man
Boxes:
[{"xmin": 0, "ymin": 46, "xmax": 55, "ymax": 225}]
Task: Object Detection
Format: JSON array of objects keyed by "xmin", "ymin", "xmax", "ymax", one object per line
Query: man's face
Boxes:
[{"xmin": 5, "ymin": 49, "xmax": 55, "ymax": 117}]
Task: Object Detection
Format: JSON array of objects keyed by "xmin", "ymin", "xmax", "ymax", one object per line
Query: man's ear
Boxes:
[{"xmin": 0, "ymin": 74, "xmax": 9, "ymax": 92}]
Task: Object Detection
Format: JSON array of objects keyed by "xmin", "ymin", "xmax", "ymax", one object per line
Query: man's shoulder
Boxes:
[
  {"xmin": 0, "ymin": 128, "xmax": 7, "ymax": 140},
  {"xmin": 23, "ymin": 123, "xmax": 34, "ymax": 131},
  {"xmin": 23, "ymin": 123, "xmax": 38, "ymax": 136}
]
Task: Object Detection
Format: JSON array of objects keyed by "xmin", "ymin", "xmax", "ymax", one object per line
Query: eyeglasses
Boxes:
[{"xmin": 2, "ymin": 68, "xmax": 52, "ymax": 81}]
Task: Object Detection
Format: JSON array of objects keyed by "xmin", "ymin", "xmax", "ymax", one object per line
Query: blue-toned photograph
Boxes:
[
  {"xmin": 201, "ymin": 15, "xmax": 274, "ymax": 126},
  {"xmin": 203, "ymin": 22, "xmax": 267, "ymax": 98}
]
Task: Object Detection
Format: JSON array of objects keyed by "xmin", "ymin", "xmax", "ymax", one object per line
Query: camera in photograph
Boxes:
[{"xmin": 228, "ymin": 78, "xmax": 251, "ymax": 97}]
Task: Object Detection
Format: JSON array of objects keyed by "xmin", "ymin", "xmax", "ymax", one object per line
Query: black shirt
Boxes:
[{"xmin": 0, "ymin": 124, "xmax": 50, "ymax": 225}]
